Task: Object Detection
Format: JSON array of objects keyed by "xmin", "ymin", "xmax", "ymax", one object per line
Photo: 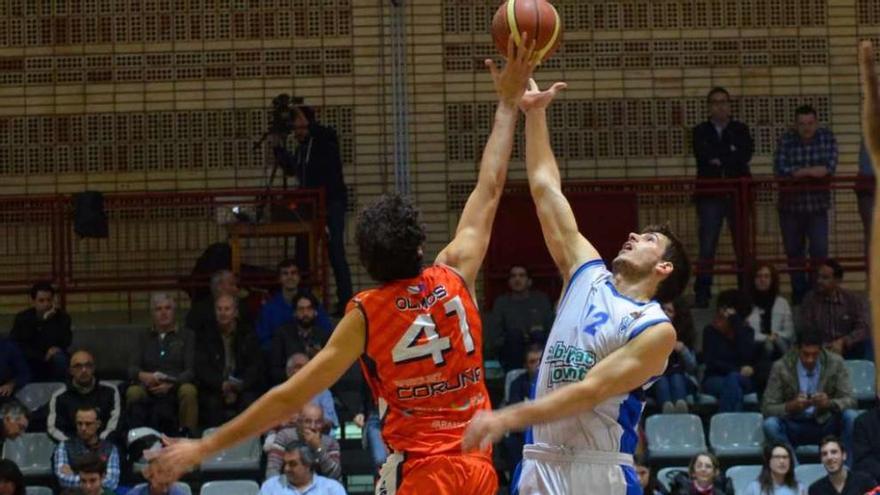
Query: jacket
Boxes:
[{"xmin": 761, "ymin": 349, "xmax": 855, "ymax": 424}]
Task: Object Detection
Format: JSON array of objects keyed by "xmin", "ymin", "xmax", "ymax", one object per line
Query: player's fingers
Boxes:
[
  {"xmin": 517, "ymin": 32, "xmax": 530, "ymax": 65},
  {"xmin": 529, "ymin": 78, "xmax": 539, "ymax": 92},
  {"xmin": 506, "ymin": 34, "xmax": 515, "ymax": 63},
  {"xmin": 485, "ymin": 59, "xmax": 499, "ymax": 82},
  {"xmin": 550, "ymin": 82, "xmax": 568, "ymax": 95}
]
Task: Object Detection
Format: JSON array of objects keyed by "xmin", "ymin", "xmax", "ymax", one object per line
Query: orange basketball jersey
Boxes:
[{"xmin": 350, "ymin": 264, "xmax": 491, "ymax": 456}]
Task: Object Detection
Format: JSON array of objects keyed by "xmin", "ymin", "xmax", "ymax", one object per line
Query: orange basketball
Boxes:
[{"xmin": 491, "ymin": 0, "xmax": 562, "ymax": 63}]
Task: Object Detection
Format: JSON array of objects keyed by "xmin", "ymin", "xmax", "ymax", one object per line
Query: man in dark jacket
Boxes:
[
  {"xmin": 853, "ymin": 405, "xmax": 880, "ymax": 481},
  {"xmin": 195, "ymin": 294, "xmax": 265, "ymax": 427},
  {"xmin": 692, "ymin": 87, "xmax": 753, "ymax": 307},
  {"xmin": 11, "ymin": 281, "xmax": 72, "ymax": 381},
  {"xmin": 269, "ymin": 293, "xmax": 331, "ymax": 384},
  {"xmin": 701, "ymin": 289, "xmax": 756, "ymax": 412},
  {"xmin": 0, "ymin": 338, "xmax": 29, "ymax": 403},
  {"xmin": 47, "ymin": 350, "xmax": 121, "ymax": 444}
]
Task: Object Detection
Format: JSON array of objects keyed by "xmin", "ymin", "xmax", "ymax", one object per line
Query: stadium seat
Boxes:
[
  {"xmin": 2, "ymin": 432, "xmax": 55, "ymax": 477},
  {"xmin": 131, "ymin": 483, "xmax": 192, "ymax": 495},
  {"xmin": 25, "ymin": 487, "xmax": 53, "ymax": 495},
  {"xmin": 503, "ymin": 368, "xmax": 527, "ymax": 405},
  {"xmin": 126, "ymin": 427, "xmax": 162, "ymax": 476},
  {"xmin": 743, "ymin": 392, "xmax": 759, "ymax": 408},
  {"xmin": 656, "ymin": 466, "xmax": 687, "ymax": 493},
  {"xmin": 200, "ymin": 480, "xmax": 260, "ymax": 495},
  {"xmin": 795, "ymin": 445, "xmax": 820, "ymax": 460},
  {"xmin": 200, "ymin": 427, "xmax": 261, "ymax": 472},
  {"xmin": 725, "ymin": 465, "xmax": 761, "ymax": 494},
  {"xmin": 645, "ymin": 414, "xmax": 707, "ymax": 461},
  {"xmin": 845, "ymin": 360, "xmax": 876, "ymax": 402},
  {"xmin": 14, "ymin": 382, "xmax": 64, "ymax": 412},
  {"xmin": 795, "ymin": 463, "xmax": 826, "ymax": 487},
  {"xmin": 686, "ymin": 393, "xmax": 719, "ymax": 407},
  {"xmin": 709, "ymin": 412, "xmax": 764, "ymax": 458}
]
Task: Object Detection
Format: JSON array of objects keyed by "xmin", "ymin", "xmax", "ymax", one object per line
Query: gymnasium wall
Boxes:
[{"xmin": 0, "ymin": 0, "xmax": 873, "ymax": 313}]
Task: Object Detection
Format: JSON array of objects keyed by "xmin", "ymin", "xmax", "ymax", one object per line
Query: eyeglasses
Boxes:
[
  {"xmin": 771, "ymin": 454, "xmax": 790, "ymax": 460},
  {"xmin": 70, "ymin": 363, "xmax": 95, "ymax": 370}
]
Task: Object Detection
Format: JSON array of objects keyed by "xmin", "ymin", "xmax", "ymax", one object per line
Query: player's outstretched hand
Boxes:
[
  {"xmin": 860, "ymin": 40, "xmax": 880, "ymax": 170},
  {"xmin": 486, "ymin": 33, "xmax": 538, "ymax": 109},
  {"xmin": 462, "ymin": 410, "xmax": 507, "ymax": 453},
  {"xmin": 519, "ymin": 78, "xmax": 567, "ymax": 113},
  {"xmin": 147, "ymin": 436, "xmax": 209, "ymax": 479}
]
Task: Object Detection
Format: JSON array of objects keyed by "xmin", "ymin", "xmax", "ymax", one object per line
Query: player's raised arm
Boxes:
[
  {"xmin": 435, "ymin": 36, "xmax": 536, "ymax": 291},
  {"xmin": 859, "ymin": 41, "xmax": 880, "ymax": 372},
  {"xmin": 153, "ymin": 309, "xmax": 367, "ymax": 476},
  {"xmin": 520, "ymin": 80, "xmax": 600, "ymax": 285}
]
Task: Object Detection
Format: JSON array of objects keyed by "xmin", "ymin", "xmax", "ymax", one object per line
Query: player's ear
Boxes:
[{"xmin": 655, "ymin": 261, "xmax": 673, "ymax": 278}]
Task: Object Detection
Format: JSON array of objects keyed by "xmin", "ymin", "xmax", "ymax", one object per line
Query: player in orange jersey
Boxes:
[{"xmin": 154, "ymin": 36, "xmax": 539, "ymax": 495}]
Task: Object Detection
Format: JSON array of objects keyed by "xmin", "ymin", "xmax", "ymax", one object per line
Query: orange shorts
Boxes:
[{"xmin": 377, "ymin": 451, "xmax": 498, "ymax": 495}]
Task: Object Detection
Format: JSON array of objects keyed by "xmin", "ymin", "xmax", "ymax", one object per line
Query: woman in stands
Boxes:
[
  {"xmin": 747, "ymin": 263, "xmax": 795, "ymax": 392},
  {"xmin": 744, "ymin": 443, "xmax": 805, "ymax": 495},
  {"xmin": 670, "ymin": 452, "xmax": 734, "ymax": 495}
]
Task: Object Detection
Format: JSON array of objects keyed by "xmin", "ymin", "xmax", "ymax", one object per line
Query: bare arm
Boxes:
[{"xmin": 859, "ymin": 41, "xmax": 880, "ymax": 374}]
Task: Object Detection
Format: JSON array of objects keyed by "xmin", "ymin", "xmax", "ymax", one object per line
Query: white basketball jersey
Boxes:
[{"xmin": 530, "ymin": 259, "xmax": 670, "ymax": 455}]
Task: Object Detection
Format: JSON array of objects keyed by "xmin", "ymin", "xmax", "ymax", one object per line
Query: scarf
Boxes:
[{"xmin": 752, "ymin": 289, "xmax": 776, "ymax": 335}]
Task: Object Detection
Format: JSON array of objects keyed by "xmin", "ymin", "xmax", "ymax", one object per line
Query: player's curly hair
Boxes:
[
  {"xmin": 642, "ymin": 223, "xmax": 691, "ymax": 303},
  {"xmin": 356, "ymin": 194, "xmax": 426, "ymax": 283}
]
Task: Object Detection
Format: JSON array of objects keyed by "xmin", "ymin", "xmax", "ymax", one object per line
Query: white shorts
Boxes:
[{"xmin": 514, "ymin": 445, "xmax": 640, "ymax": 495}]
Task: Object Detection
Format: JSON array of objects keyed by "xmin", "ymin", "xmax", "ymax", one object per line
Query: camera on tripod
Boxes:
[{"xmin": 268, "ymin": 93, "xmax": 305, "ymax": 137}]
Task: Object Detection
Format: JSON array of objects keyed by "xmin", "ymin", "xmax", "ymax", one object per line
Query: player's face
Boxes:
[
  {"xmin": 279, "ymin": 265, "xmax": 301, "ymax": 290},
  {"xmin": 691, "ymin": 455, "xmax": 717, "ymax": 485},
  {"xmin": 614, "ymin": 232, "xmax": 669, "ymax": 275},
  {"xmin": 769, "ymin": 446, "xmax": 792, "ymax": 477},
  {"xmin": 820, "ymin": 442, "xmax": 845, "ymax": 474},
  {"xmin": 754, "ymin": 266, "xmax": 773, "ymax": 292}
]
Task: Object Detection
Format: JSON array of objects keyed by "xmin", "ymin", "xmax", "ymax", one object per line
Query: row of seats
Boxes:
[
  {"xmin": 656, "ymin": 464, "xmax": 828, "ymax": 494},
  {"xmin": 24, "ymin": 480, "xmax": 259, "ymax": 495}
]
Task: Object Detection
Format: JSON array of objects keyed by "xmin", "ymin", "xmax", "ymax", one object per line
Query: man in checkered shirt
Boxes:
[{"xmin": 773, "ymin": 104, "xmax": 838, "ymax": 304}]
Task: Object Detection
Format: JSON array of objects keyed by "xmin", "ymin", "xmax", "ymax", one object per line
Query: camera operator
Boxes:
[{"xmin": 270, "ymin": 105, "xmax": 352, "ymax": 315}]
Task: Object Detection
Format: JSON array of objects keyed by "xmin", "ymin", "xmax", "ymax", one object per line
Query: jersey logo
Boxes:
[
  {"xmin": 545, "ymin": 341, "xmax": 596, "ymax": 388},
  {"xmin": 618, "ymin": 310, "xmax": 647, "ymax": 335}
]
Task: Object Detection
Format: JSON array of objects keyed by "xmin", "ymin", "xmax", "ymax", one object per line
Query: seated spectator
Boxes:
[
  {"xmin": 502, "ymin": 345, "xmax": 542, "ymax": 470},
  {"xmin": 128, "ymin": 453, "xmax": 189, "ymax": 495},
  {"xmin": 195, "ymin": 294, "xmax": 265, "ymax": 428},
  {"xmin": 486, "ymin": 265, "xmax": 554, "ymax": 371},
  {"xmin": 657, "ymin": 297, "xmax": 698, "ymax": 414},
  {"xmin": 0, "ymin": 338, "xmax": 29, "ymax": 404},
  {"xmin": 47, "ymin": 350, "xmax": 121, "ymax": 443},
  {"xmin": 748, "ymin": 263, "xmax": 795, "ymax": 393},
  {"xmin": 762, "ymin": 331, "xmax": 860, "ymax": 458},
  {"xmin": 0, "ymin": 401, "xmax": 28, "ymax": 442},
  {"xmin": 353, "ymin": 380, "xmax": 385, "ymax": 475},
  {"xmin": 702, "ymin": 289, "xmax": 756, "ymax": 412},
  {"xmin": 186, "ymin": 270, "xmax": 250, "ymax": 334},
  {"xmin": 126, "ymin": 293, "xmax": 198, "ymax": 436},
  {"xmin": 809, "ymin": 436, "xmax": 875, "ymax": 495},
  {"xmin": 255, "ymin": 259, "xmax": 332, "ymax": 352},
  {"xmin": 259, "ymin": 443, "xmax": 346, "ymax": 495},
  {"xmin": 744, "ymin": 443, "xmax": 804, "ymax": 495},
  {"xmin": 0, "ymin": 459, "xmax": 24, "ymax": 495},
  {"xmin": 853, "ymin": 404, "xmax": 880, "ymax": 481},
  {"xmin": 270, "ymin": 295, "xmax": 332, "ymax": 384},
  {"xmin": 53, "ymin": 405, "xmax": 120, "ymax": 491},
  {"xmin": 669, "ymin": 451, "xmax": 733, "ymax": 494},
  {"xmin": 635, "ymin": 455, "xmax": 666, "ymax": 495},
  {"xmin": 282, "ymin": 353, "xmax": 338, "ymax": 429},
  {"xmin": 799, "ymin": 259, "xmax": 870, "ymax": 360},
  {"xmin": 265, "ymin": 403, "xmax": 341, "ymax": 482},
  {"xmin": 10, "ymin": 281, "xmax": 71, "ymax": 381},
  {"xmin": 70, "ymin": 453, "xmax": 115, "ymax": 495}
]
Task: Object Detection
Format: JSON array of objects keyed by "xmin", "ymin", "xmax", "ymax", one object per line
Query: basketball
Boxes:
[{"xmin": 491, "ymin": 0, "xmax": 562, "ymax": 63}]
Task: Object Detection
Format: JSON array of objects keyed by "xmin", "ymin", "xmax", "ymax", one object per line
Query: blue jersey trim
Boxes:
[
  {"xmin": 627, "ymin": 317, "xmax": 670, "ymax": 342},
  {"xmin": 621, "ymin": 464, "xmax": 642, "ymax": 495},
  {"xmin": 617, "ymin": 392, "xmax": 643, "ymax": 455},
  {"xmin": 560, "ymin": 259, "xmax": 605, "ymax": 306},
  {"xmin": 604, "ymin": 280, "xmax": 656, "ymax": 306}
]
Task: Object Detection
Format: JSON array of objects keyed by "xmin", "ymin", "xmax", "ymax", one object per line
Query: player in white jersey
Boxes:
[{"xmin": 462, "ymin": 78, "xmax": 692, "ymax": 495}]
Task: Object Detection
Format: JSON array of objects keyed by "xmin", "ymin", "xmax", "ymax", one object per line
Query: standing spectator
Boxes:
[
  {"xmin": 281, "ymin": 353, "xmax": 337, "ymax": 430},
  {"xmin": 186, "ymin": 270, "xmax": 249, "ymax": 334},
  {"xmin": 71, "ymin": 453, "xmax": 115, "ymax": 495},
  {"xmin": 0, "ymin": 459, "xmax": 24, "ymax": 495},
  {"xmin": 264, "ymin": 403, "xmax": 341, "ymax": 481},
  {"xmin": 809, "ymin": 436, "xmax": 875, "ymax": 495},
  {"xmin": 502, "ymin": 345, "xmax": 542, "ymax": 470},
  {"xmin": 486, "ymin": 265, "xmax": 555, "ymax": 371},
  {"xmin": 255, "ymin": 259, "xmax": 332, "ymax": 351},
  {"xmin": 259, "ymin": 443, "xmax": 347, "ymax": 495},
  {"xmin": 269, "ymin": 294, "xmax": 332, "ymax": 384},
  {"xmin": 126, "ymin": 293, "xmax": 198, "ymax": 436},
  {"xmin": 799, "ymin": 259, "xmax": 870, "ymax": 360},
  {"xmin": 656, "ymin": 297, "xmax": 698, "ymax": 414},
  {"xmin": 853, "ymin": 404, "xmax": 880, "ymax": 481},
  {"xmin": 774, "ymin": 105, "xmax": 838, "ymax": 304},
  {"xmin": 272, "ymin": 106, "xmax": 352, "ymax": 315},
  {"xmin": 692, "ymin": 86, "xmax": 754, "ymax": 308},
  {"xmin": 762, "ymin": 331, "xmax": 860, "ymax": 458},
  {"xmin": 857, "ymin": 141, "xmax": 875, "ymax": 259},
  {"xmin": 0, "ymin": 402, "xmax": 27, "ymax": 443},
  {"xmin": 668, "ymin": 452, "xmax": 733, "ymax": 494},
  {"xmin": 53, "ymin": 406, "xmax": 120, "ymax": 491},
  {"xmin": 748, "ymin": 263, "xmax": 795, "ymax": 392},
  {"xmin": 744, "ymin": 443, "xmax": 805, "ymax": 495},
  {"xmin": 10, "ymin": 282, "xmax": 72, "ymax": 381},
  {"xmin": 0, "ymin": 338, "xmax": 29, "ymax": 404},
  {"xmin": 47, "ymin": 350, "xmax": 121, "ymax": 443},
  {"xmin": 195, "ymin": 294, "xmax": 265, "ymax": 428},
  {"xmin": 702, "ymin": 289, "xmax": 756, "ymax": 412}
]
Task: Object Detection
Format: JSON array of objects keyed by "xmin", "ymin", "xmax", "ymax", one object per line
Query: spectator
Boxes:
[
  {"xmin": 72, "ymin": 453, "xmax": 115, "ymax": 495},
  {"xmin": 352, "ymin": 381, "xmax": 385, "ymax": 475},
  {"xmin": 809, "ymin": 436, "xmax": 875, "ymax": 495},
  {"xmin": 272, "ymin": 105, "xmax": 353, "ymax": 315},
  {"xmin": 53, "ymin": 405, "xmax": 120, "ymax": 491},
  {"xmin": 669, "ymin": 452, "xmax": 733, "ymax": 494},
  {"xmin": 486, "ymin": 265, "xmax": 555, "ymax": 371},
  {"xmin": 186, "ymin": 270, "xmax": 250, "ymax": 334},
  {"xmin": 0, "ymin": 459, "xmax": 23, "ymax": 495},
  {"xmin": 126, "ymin": 293, "xmax": 198, "ymax": 436},
  {"xmin": 195, "ymin": 294, "xmax": 265, "ymax": 428},
  {"xmin": 748, "ymin": 263, "xmax": 795, "ymax": 392},
  {"xmin": 762, "ymin": 331, "xmax": 859, "ymax": 458},
  {"xmin": 255, "ymin": 259, "xmax": 332, "ymax": 351},
  {"xmin": 47, "ymin": 350, "xmax": 121, "ymax": 444},
  {"xmin": 10, "ymin": 281, "xmax": 71, "ymax": 381},
  {"xmin": 282, "ymin": 353, "xmax": 337, "ymax": 429},
  {"xmin": 503, "ymin": 345, "xmax": 542, "ymax": 470},
  {"xmin": 128, "ymin": 453, "xmax": 188, "ymax": 495},
  {"xmin": 270, "ymin": 294, "xmax": 332, "ymax": 384},
  {"xmin": 744, "ymin": 443, "xmax": 805, "ymax": 495},
  {"xmin": 264, "ymin": 403, "xmax": 341, "ymax": 481},
  {"xmin": 259, "ymin": 443, "xmax": 347, "ymax": 495},
  {"xmin": 0, "ymin": 338, "xmax": 29, "ymax": 404},
  {"xmin": 635, "ymin": 455, "xmax": 666, "ymax": 495},
  {"xmin": 657, "ymin": 297, "xmax": 698, "ymax": 413},
  {"xmin": 857, "ymin": 141, "xmax": 875, "ymax": 259},
  {"xmin": 692, "ymin": 86, "xmax": 754, "ymax": 308},
  {"xmin": 854, "ymin": 405, "xmax": 880, "ymax": 481},
  {"xmin": 0, "ymin": 401, "xmax": 28, "ymax": 442},
  {"xmin": 774, "ymin": 104, "xmax": 838, "ymax": 304},
  {"xmin": 799, "ymin": 259, "xmax": 870, "ymax": 360},
  {"xmin": 702, "ymin": 289, "xmax": 756, "ymax": 412}
]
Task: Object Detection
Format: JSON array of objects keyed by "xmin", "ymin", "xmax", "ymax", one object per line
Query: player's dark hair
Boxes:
[
  {"xmin": 642, "ymin": 224, "xmax": 691, "ymax": 303},
  {"xmin": 356, "ymin": 194, "xmax": 426, "ymax": 283}
]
